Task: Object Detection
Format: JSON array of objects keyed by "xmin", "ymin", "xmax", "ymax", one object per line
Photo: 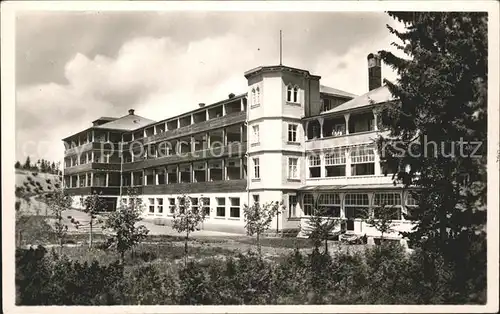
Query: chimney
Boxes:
[
  {"xmin": 128, "ymin": 109, "xmax": 135, "ymax": 115},
  {"xmin": 367, "ymin": 53, "xmax": 382, "ymax": 91},
  {"xmin": 198, "ymin": 103, "xmax": 205, "ymax": 108}
]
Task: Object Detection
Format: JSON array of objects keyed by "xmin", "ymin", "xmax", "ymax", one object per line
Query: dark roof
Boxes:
[
  {"xmin": 319, "ymin": 85, "xmax": 357, "ymax": 99},
  {"xmin": 321, "ymin": 85, "xmax": 393, "ymax": 115},
  {"xmin": 95, "ymin": 113, "xmax": 156, "ymax": 131}
]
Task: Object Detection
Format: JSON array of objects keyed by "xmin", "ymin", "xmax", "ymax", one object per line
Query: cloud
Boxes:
[{"xmin": 15, "ymin": 11, "xmax": 404, "ymax": 163}]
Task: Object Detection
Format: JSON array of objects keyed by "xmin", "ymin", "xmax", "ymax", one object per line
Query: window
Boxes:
[
  {"xmin": 374, "ymin": 193, "xmax": 402, "ymax": 220},
  {"xmin": 325, "ymin": 149, "xmax": 346, "ymax": 165},
  {"xmin": 350, "ymin": 145, "xmax": 375, "ymax": 164},
  {"xmin": 145, "ymin": 169, "xmax": 154, "ymax": 186},
  {"xmin": 287, "ymin": 85, "xmax": 293, "ymax": 102},
  {"xmin": 308, "ymin": 155, "xmax": 321, "ymax": 178},
  {"xmin": 252, "ymin": 194, "xmax": 260, "ymax": 205},
  {"xmin": 288, "ymin": 157, "xmax": 299, "ymax": 179},
  {"xmin": 323, "ymin": 99, "xmax": 332, "ymax": 112},
  {"xmin": 251, "ymin": 88, "xmax": 256, "ymax": 105},
  {"xmin": 288, "ymin": 195, "xmax": 297, "ymax": 217},
  {"xmin": 344, "ymin": 193, "xmax": 369, "ymax": 219},
  {"xmin": 350, "ymin": 145, "xmax": 375, "ymax": 176},
  {"xmin": 288, "ymin": 124, "xmax": 298, "ymax": 142},
  {"xmin": 79, "ymin": 175, "xmax": 86, "ymax": 187},
  {"xmin": 156, "ymin": 198, "xmax": 163, "ymax": 214},
  {"xmin": 229, "ymin": 197, "xmax": 240, "ymax": 218},
  {"xmin": 168, "ymin": 198, "xmax": 176, "ymax": 214},
  {"xmin": 318, "ymin": 193, "xmax": 341, "ymax": 217},
  {"xmin": 252, "ymin": 125, "xmax": 260, "ymax": 144},
  {"xmin": 216, "ymin": 197, "xmax": 226, "ymax": 217},
  {"xmin": 253, "ymin": 158, "xmax": 260, "ymax": 179},
  {"xmin": 148, "ymin": 198, "xmax": 155, "ymax": 213},
  {"xmin": 201, "ymin": 197, "xmax": 210, "ymax": 216},
  {"xmin": 303, "ymin": 193, "xmax": 314, "ymax": 216},
  {"xmin": 157, "ymin": 168, "xmax": 166, "ymax": 184},
  {"xmin": 405, "ymin": 192, "xmax": 419, "ymax": 218},
  {"xmin": 287, "ymin": 84, "xmax": 299, "ymax": 103},
  {"xmin": 256, "ymin": 87, "xmax": 260, "ymax": 104},
  {"xmin": 191, "ymin": 197, "xmax": 199, "ymax": 214},
  {"xmin": 406, "ymin": 192, "xmax": 418, "ymax": 206},
  {"xmin": 325, "ymin": 149, "xmax": 346, "ymax": 177}
]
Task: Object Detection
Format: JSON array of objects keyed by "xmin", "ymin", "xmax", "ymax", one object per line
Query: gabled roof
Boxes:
[
  {"xmin": 319, "ymin": 85, "xmax": 357, "ymax": 99},
  {"xmin": 96, "ymin": 113, "xmax": 156, "ymax": 131},
  {"xmin": 322, "ymin": 85, "xmax": 394, "ymax": 115}
]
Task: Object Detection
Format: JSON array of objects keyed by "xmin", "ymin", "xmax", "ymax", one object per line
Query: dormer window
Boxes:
[
  {"xmin": 255, "ymin": 86, "xmax": 260, "ymax": 104},
  {"xmin": 293, "ymin": 85, "xmax": 299, "ymax": 103}
]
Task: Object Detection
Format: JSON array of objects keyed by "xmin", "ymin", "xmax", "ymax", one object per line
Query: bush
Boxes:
[
  {"xmin": 123, "ymin": 263, "xmax": 179, "ymax": 305},
  {"xmin": 16, "ymin": 246, "xmax": 125, "ymax": 305},
  {"xmin": 32, "ymin": 172, "xmax": 38, "ymax": 177},
  {"xmin": 15, "ymin": 236, "xmax": 487, "ymax": 305}
]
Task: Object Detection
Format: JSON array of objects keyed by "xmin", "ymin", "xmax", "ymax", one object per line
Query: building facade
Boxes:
[{"xmin": 63, "ymin": 53, "xmax": 416, "ymax": 238}]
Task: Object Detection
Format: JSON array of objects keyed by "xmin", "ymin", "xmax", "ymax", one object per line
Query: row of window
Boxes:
[
  {"xmin": 146, "ymin": 196, "xmax": 242, "ymax": 218},
  {"xmin": 250, "ymin": 84, "xmax": 301, "ymax": 107},
  {"xmin": 251, "ymin": 157, "xmax": 299, "ymax": 180},
  {"xmin": 251, "ymin": 123, "xmax": 299, "ymax": 145},
  {"xmin": 308, "ymin": 146, "xmax": 375, "ymax": 167},
  {"xmin": 302, "ymin": 192, "xmax": 417, "ymax": 219}
]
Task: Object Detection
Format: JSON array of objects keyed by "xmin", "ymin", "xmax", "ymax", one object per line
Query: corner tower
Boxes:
[{"xmin": 244, "ymin": 65, "xmax": 321, "ymax": 231}]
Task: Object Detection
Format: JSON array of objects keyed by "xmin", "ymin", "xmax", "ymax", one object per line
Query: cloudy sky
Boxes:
[{"xmin": 16, "ymin": 10, "xmax": 403, "ymax": 164}]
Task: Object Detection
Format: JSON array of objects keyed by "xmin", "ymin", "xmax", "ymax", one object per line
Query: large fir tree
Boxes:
[{"xmin": 377, "ymin": 12, "xmax": 487, "ymax": 251}]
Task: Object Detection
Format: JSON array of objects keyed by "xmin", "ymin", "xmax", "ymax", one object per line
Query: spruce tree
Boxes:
[
  {"xmin": 377, "ymin": 12, "xmax": 487, "ymax": 250},
  {"xmin": 23, "ymin": 156, "xmax": 31, "ymax": 170},
  {"xmin": 376, "ymin": 12, "xmax": 487, "ymax": 301}
]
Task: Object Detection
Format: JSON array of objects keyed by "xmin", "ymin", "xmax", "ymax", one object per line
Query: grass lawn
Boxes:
[{"xmin": 46, "ymin": 232, "xmax": 368, "ymax": 272}]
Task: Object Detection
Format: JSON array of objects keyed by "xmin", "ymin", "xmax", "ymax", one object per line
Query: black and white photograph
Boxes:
[{"xmin": 2, "ymin": 1, "xmax": 499, "ymax": 313}]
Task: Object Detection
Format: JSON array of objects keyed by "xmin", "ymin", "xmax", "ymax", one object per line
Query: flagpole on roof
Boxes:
[{"xmin": 279, "ymin": 30, "xmax": 283, "ymax": 66}]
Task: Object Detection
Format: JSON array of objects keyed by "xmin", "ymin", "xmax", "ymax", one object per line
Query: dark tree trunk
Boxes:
[{"xmin": 89, "ymin": 219, "xmax": 93, "ymax": 249}]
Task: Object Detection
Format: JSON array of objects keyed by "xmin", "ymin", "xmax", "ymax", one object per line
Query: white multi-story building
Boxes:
[{"xmin": 62, "ymin": 53, "xmax": 416, "ymax": 239}]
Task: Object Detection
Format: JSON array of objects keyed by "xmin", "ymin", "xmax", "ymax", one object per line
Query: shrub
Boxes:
[
  {"xmin": 16, "ymin": 246, "xmax": 125, "ymax": 305},
  {"xmin": 46, "ymin": 179, "xmax": 51, "ymax": 184},
  {"xmin": 32, "ymin": 172, "xmax": 38, "ymax": 177},
  {"xmin": 123, "ymin": 263, "xmax": 178, "ymax": 305}
]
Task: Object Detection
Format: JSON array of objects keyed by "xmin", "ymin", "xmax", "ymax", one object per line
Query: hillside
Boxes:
[{"xmin": 15, "ymin": 169, "xmax": 62, "ymax": 216}]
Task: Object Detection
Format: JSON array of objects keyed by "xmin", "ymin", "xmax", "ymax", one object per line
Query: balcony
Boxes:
[
  {"xmin": 139, "ymin": 111, "xmax": 246, "ymax": 145},
  {"xmin": 306, "ymin": 174, "xmax": 394, "ymax": 186},
  {"xmin": 122, "ymin": 142, "xmax": 246, "ymax": 172},
  {"xmin": 64, "ymin": 186, "xmax": 121, "ymax": 196},
  {"xmin": 64, "ymin": 162, "xmax": 122, "ymax": 175},
  {"xmin": 64, "ymin": 142, "xmax": 123, "ymax": 157},
  {"xmin": 141, "ymin": 179, "xmax": 247, "ymax": 195},
  {"xmin": 305, "ymin": 130, "xmax": 389, "ymax": 151}
]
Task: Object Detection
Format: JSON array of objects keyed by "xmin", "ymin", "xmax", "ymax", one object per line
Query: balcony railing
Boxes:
[
  {"xmin": 63, "ymin": 186, "xmax": 121, "ymax": 196},
  {"xmin": 305, "ymin": 130, "xmax": 390, "ymax": 151},
  {"xmin": 122, "ymin": 142, "xmax": 246, "ymax": 172},
  {"xmin": 64, "ymin": 162, "xmax": 121, "ymax": 175},
  {"xmin": 137, "ymin": 111, "xmax": 246, "ymax": 145},
  {"xmin": 64, "ymin": 142, "xmax": 123, "ymax": 156}
]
